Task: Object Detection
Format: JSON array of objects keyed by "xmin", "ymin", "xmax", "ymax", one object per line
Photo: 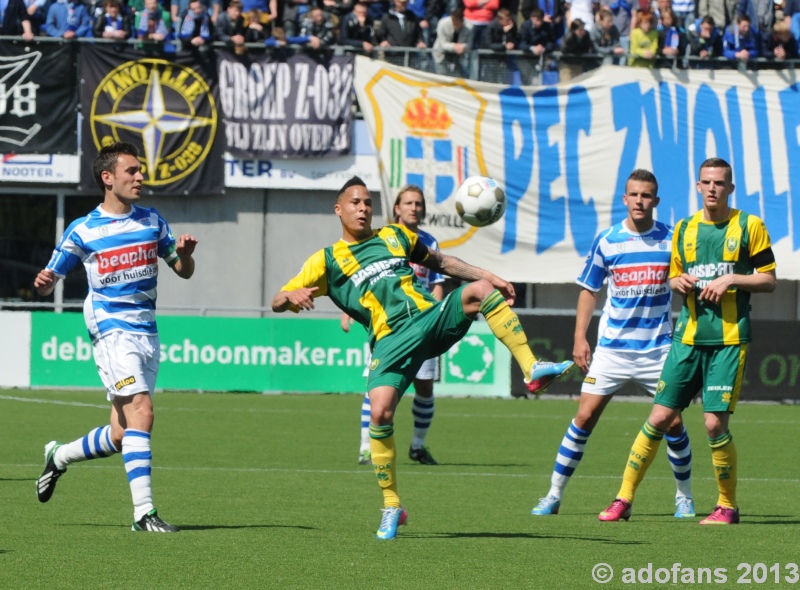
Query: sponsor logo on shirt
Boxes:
[
  {"xmin": 351, "ymin": 257, "xmax": 406, "ymax": 287},
  {"xmin": 611, "ymin": 264, "xmax": 669, "ymax": 287},
  {"xmin": 97, "ymin": 242, "xmax": 158, "ymax": 275}
]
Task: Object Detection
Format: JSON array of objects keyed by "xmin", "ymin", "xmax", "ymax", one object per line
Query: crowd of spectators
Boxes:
[{"xmin": 0, "ymin": 0, "xmax": 798, "ymax": 66}]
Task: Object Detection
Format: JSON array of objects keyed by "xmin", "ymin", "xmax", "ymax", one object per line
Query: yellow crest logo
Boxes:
[
  {"xmin": 386, "ymin": 235, "xmax": 399, "ymax": 250},
  {"xmin": 402, "ymin": 90, "xmax": 452, "ymax": 138},
  {"xmin": 726, "ymin": 237, "xmax": 739, "ymax": 253},
  {"xmin": 656, "ymin": 380, "xmax": 666, "ymax": 394},
  {"xmin": 722, "ymin": 392, "xmax": 732, "ymax": 402},
  {"xmin": 369, "ymin": 358, "xmax": 380, "ymax": 371},
  {"xmin": 90, "ymin": 59, "xmax": 217, "ymax": 187}
]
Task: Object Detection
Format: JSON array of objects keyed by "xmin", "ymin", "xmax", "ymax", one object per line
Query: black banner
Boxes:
[
  {"xmin": 79, "ymin": 45, "xmax": 223, "ymax": 196},
  {"xmin": 217, "ymin": 51, "xmax": 353, "ymax": 158},
  {"xmin": 0, "ymin": 43, "xmax": 77, "ymax": 154},
  {"xmin": 514, "ymin": 316, "xmax": 800, "ymax": 401}
]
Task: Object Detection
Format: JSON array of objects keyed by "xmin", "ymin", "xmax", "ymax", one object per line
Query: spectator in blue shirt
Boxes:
[
  {"xmin": 723, "ymin": 13, "xmax": 759, "ymax": 60},
  {"xmin": 44, "ymin": 0, "xmax": 91, "ymax": 38},
  {"xmin": 790, "ymin": 11, "xmax": 800, "ymax": 42}
]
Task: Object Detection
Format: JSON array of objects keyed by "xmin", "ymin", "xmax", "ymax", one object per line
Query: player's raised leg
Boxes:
[
  {"xmin": 532, "ymin": 392, "xmax": 613, "ymax": 515},
  {"xmin": 37, "ymin": 425, "xmax": 120, "ymax": 503},
  {"xmin": 462, "ymin": 280, "xmax": 574, "ymax": 394}
]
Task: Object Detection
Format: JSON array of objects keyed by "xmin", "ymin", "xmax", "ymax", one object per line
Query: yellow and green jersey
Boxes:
[
  {"xmin": 670, "ymin": 209, "xmax": 776, "ymax": 345},
  {"xmin": 281, "ymin": 224, "xmax": 437, "ymax": 346}
]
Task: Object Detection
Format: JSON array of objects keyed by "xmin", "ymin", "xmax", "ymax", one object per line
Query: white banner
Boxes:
[
  {"xmin": 224, "ymin": 153, "xmax": 381, "ymax": 190},
  {"xmin": 355, "ymin": 57, "xmax": 800, "ymax": 282},
  {"xmin": 0, "ymin": 154, "xmax": 80, "ymax": 183}
]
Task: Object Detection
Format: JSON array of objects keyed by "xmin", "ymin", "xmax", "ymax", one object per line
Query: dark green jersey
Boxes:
[
  {"xmin": 282, "ymin": 224, "xmax": 437, "ymax": 345},
  {"xmin": 670, "ymin": 209, "xmax": 775, "ymax": 345}
]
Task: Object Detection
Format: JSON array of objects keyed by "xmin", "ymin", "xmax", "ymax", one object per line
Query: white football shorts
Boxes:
[
  {"xmin": 93, "ymin": 331, "xmax": 159, "ymax": 400},
  {"xmin": 581, "ymin": 346, "xmax": 670, "ymax": 397},
  {"xmin": 362, "ymin": 354, "xmax": 438, "ymax": 381}
]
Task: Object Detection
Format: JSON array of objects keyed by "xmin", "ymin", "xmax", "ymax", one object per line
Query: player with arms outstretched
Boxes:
[
  {"xmin": 34, "ymin": 142, "xmax": 198, "ymax": 533},
  {"xmin": 272, "ymin": 176, "xmax": 574, "ymax": 540},
  {"xmin": 345, "ymin": 184, "xmax": 444, "ymax": 466}
]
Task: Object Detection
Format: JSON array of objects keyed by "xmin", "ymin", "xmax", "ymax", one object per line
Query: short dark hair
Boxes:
[
  {"xmin": 699, "ymin": 157, "xmax": 732, "ymax": 182},
  {"xmin": 392, "ymin": 185, "xmax": 425, "ymax": 222},
  {"xmin": 737, "ymin": 13, "xmax": 751, "ymax": 23},
  {"xmin": 92, "ymin": 142, "xmax": 139, "ymax": 191},
  {"xmin": 700, "ymin": 15, "xmax": 715, "ymax": 27},
  {"xmin": 627, "ymin": 169, "xmax": 658, "ymax": 196},
  {"xmin": 337, "ymin": 175, "xmax": 367, "ymax": 200},
  {"xmin": 530, "ymin": 7, "xmax": 544, "ymax": 19}
]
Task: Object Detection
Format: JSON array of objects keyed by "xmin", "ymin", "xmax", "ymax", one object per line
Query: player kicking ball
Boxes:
[
  {"xmin": 34, "ymin": 142, "xmax": 198, "ymax": 532},
  {"xmin": 272, "ymin": 176, "xmax": 573, "ymax": 540}
]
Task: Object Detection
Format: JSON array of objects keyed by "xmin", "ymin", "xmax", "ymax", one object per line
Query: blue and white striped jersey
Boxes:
[
  {"xmin": 412, "ymin": 229, "xmax": 444, "ymax": 293},
  {"xmin": 576, "ymin": 220, "xmax": 673, "ymax": 352},
  {"xmin": 46, "ymin": 205, "xmax": 178, "ymax": 341}
]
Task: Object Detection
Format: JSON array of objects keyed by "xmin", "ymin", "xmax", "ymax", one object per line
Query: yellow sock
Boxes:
[
  {"xmin": 369, "ymin": 424, "xmax": 400, "ymax": 508},
  {"xmin": 709, "ymin": 432, "xmax": 737, "ymax": 509},
  {"xmin": 618, "ymin": 421, "xmax": 665, "ymax": 502},
  {"xmin": 480, "ymin": 290, "xmax": 537, "ymax": 376}
]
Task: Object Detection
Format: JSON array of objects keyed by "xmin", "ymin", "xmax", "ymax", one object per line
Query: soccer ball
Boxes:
[{"xmin": 453, "ymin": 176, "xmax": 507, "ymax": 227}]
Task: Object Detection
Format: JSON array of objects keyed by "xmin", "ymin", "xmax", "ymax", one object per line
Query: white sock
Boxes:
[
  {"xmin": 411, "ymin": 395, "xmax": 435, "ymax": 449},
  {"xmin": 359, "ymin": 392, "xmax": 371, "ymax": 452},
  {"xmin": 54, "ymin": 425, "xmax": 119, "ymax": 469},
  {"xmin": 547, "ymin": 420, "xmax": 591, "ymax": 500},
  {"xmin": 123, "ymin": 429, "xmax": 155, "ymax": 521},
  {"xmin": 666, "ymin": 427, "xmax": 693, "ymax": 500}
]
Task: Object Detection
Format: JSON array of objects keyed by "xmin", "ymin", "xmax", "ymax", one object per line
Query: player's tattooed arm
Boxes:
[
  {"xmin": 421, "ymin": 248, "xmax": 487, "ymax": 282},
  {"xmin": 412, "ymin": 241, "xmax": 516, "ymax": 302}
]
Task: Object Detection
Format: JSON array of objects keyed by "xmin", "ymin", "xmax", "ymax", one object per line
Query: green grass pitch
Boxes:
[{"xmin": 2, "ymin": 389, "xmax": 799, "ymax": 589}]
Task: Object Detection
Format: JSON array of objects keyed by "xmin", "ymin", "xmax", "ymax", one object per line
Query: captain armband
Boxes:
[{"xmin": 750, "ymin": 247, "xmax": 775, "ymax": 270}]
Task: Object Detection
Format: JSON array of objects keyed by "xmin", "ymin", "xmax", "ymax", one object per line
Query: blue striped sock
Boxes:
[
  {"xmin": 122, "ymin": 429, "xmax": 154, "ymax": 521},
  {"xmin": 360, "ymin": 392, "xmax": 371, "ymax": 452},
  {"xmin": 411, "ymin": 395, "xmax": 435, "ymax": 449},
  {"xmin": 548, "ymin": 420, "xmax": 591, "ymax": 499},
  {"xmin": 54, "ymin": 425, "xmax": 119, "ymax": 469},
  {"xmin": 666, "ymin": 426, "xmax": 693, "ymax": 499}
]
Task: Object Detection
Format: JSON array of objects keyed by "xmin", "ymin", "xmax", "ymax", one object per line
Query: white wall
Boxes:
[{"xmin": 0, "ymin": 311, "xmax": 30, "ymax": 387}]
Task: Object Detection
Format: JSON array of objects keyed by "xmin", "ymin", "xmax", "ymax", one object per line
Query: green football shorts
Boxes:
[
  {"xmin": 654, "ymin": 340, "xmax": 748, "ymax": 413},
  {"xmin": 367, "ymin": 285, "xmax": 473, "ymax": 394}
]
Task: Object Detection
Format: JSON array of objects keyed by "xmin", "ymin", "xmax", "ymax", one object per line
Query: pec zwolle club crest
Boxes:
[{"xmin": 90, "ymin": 59, "xmax": 216, "ymax": 186}]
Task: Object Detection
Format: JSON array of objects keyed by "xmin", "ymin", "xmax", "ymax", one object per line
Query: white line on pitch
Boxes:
[{"xmin": 2, "ymin": 462, "xmax": 799, "ymax": 484}]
